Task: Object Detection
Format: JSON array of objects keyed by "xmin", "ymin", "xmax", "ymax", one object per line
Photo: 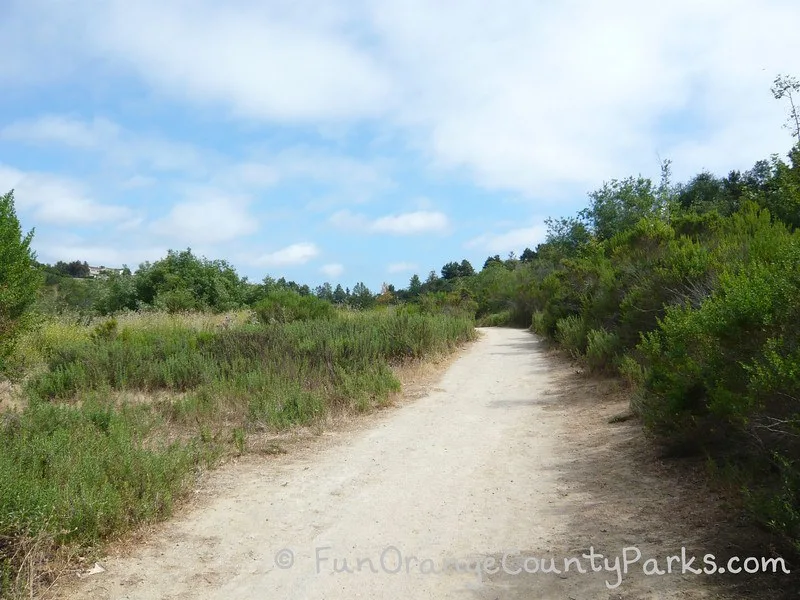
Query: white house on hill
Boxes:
[{"xmin": 88, "ymin": 265, "xmax": 123, "ymax": 278}]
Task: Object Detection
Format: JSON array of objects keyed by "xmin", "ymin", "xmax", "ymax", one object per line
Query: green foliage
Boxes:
[
  {"xmin": 407, "ymin": 274, "xmax": 423, "ymax": 298},
  {"xmin": 581, "ymin": 175, "xmax": 667, "ymax": 241},
  {"xmin": 135, "ymin": 249, "xmax": 246, "ymax": 313},
  {"xmin": 418, "ymin": 289, "xmax": 478, "ymax": 319},
  {"xmin": 441, "ymin": 260, "xmax": 475, "ymax": 280},
  {"xmin": 585, "ymin": 328, "xmax": 620, "ymax": 373},
  {"xmin": 476, "ymin": 310, "xmax": 513, "ymax": 327},
  {"xmin": 95, "ymin": 269, "xmax": 139, "ymax": 314},
  {"xmin": 0, "ymin": 399, "xmax": 202, "ymax": 546},
  {"xmin": 530, "ymin": 311, "xmax": 547, "ymax": 335},
  {"xmin": 555, "ymin": 315, "xmax": 588, "ymax": 358},
  {"xmin": 440, "ymin": 135, "xmax": 800, "ymax": 551},
  {"xmin": 541, "ymin": 216, "xmax": 592, "ymax": 259},
  {"xmin": 2, "ymin": 308, "xmax": 475, "ymax": 592},
  {"xmin": 54, "ymin": 260, "xmax": 90, "ymax": 278},
  {"xmin": 0, "ymin": 190, "xmax": 41, "ymax": 368},
  {"xmin": 349, "ymin": 282, "xmax": 376, "ymax": 310},
  {"xmin": 254, "ymin": 289, "xmax": 336, "ymax": 324},
  {"xmin": 91, "ymin": 318, "xmax": 119, "ymax": 342}
]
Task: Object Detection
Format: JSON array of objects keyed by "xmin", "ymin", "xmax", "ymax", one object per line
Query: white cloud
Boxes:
[
  {"xmin": 270, "ymin": 148, "xmax": 391, "ymax": 189},
  {"xmin": 213, "ymin": 149, "xmax": 392, "ymax": 197},
  {"xmin": 120, "ymin": 175, "xmax": 157, "ymax": 189},
  {"xmin": 330, "ymin": 209, "xmax": 449, "ymax": 235},
  {"xmin": 1, "ymin": 114, "xmax": 209, "ymax": 175},
  {"xmin": 368, "ymin": 0, "xmax": 800, "ymax": 195},
  {"xmin": 3, "ymin": 0, "xmax": 800, "ymax": 200},
  {"xmin": 467, "ymin": 225, "xmax": 547, "ymax": 254},
  {"xmin": 151, "ymin": 194, "xmax": 258, "ymax": 244},
  {"xmin": 3, "ymin": 113, "xmax": 392, "ymax": 200},
  {"xmin": 215, "ymin": 162, "xmax": 279, "ymax": 189},
  {"xmin": 0, "ymin": 164, "xmax": 134, "ymax": 225},
  {"xmin": 320, "ymin": 263, "xmax": 344, "ymax": 278},
  {"xmin": 80, "ymin": 1, "xmax": 395, "ymax": 122},
  {"xmin": 0, "ymin": 115, "xmax": 120, "ymax": 148},
  {"xmin": 387, "ymin": 262, "xmax": 417, "ymax": 274},
  {"xmin": 255, "ymin": 243, "xmax": 319, "ymax": 267},
  {"xmin": 372, "ymin": 211, "xmax": 449, "ymax": 234}
]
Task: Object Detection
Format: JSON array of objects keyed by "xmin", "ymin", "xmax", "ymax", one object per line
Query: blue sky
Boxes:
[{"xmin": 1, "ymin": 0, "xmax": 799, "ymax": 292}]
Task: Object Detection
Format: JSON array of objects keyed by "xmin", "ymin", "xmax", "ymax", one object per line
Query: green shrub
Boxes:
[
  {"xmin": 618, "ymin": 354, "xmax": 646, "ymax": 388},
  {"xmin": 555, "ymin": 315, "xmax": 588, "ymax": 357},
  {"xmin": 476, "ymin": 310, "xmax": 512, "ymax": 327},
  {"xmin": 254, "ymin": 289, "xmax": 336, "ymax": 324},
  {"xmin": 0, "ymin": 399, "xmax": 205, "ymax": 547},
  {"xmin": 91, "ymin": 318, "xmax": 119, "ymax": 341},
  {"xmin": 530, "ymin": 311, "xmax": 547, "ymax": 335},
  {"xmin": 4, "ymin": 308, "xmax": 475, "ymax": 595},
  {"xmin": 585, "ymin": 328, "xmax": 620, "ymax": 373}
]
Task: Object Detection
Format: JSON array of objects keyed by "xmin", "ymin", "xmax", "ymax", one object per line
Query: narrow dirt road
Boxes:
[{"xmin": 59, "ymin": 329, "xmax": 790, "ymax": 599}]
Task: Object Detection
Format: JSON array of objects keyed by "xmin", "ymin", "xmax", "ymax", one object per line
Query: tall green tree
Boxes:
[
  {"xmin": 520, "ymin": 247, "xmax": 537, "ymax": 262},
  {"xmin": 315, "ymin": 282, "xmax": 334, "ymax": 302},
  {"xmin": 54, "ymin": 260, "xmax": 90, "ymax": 278},
  {"xmin": 581, "ymin": 176, "xmax": 665, "ymax": 240},
  {"xmin": 408, "ymin": 274, "xmax": 423, "ymax": 298},
  {"xmin": 0, "ymin": 190, "xmax": 40, "ymax": 364},
  {"xmin": 441, "ymin": 261, "xmax": 461, "ymax": 280},
  {"xmin": 332, "ymin": 284, "xmax": 347, "ymax": 304},
  {"xmin": 483, "ymin": 255, "xmax": 502, "ymax": 269},
  {"xmin": 349, "ymin": 282, "xmax": 375, "ymax": 309}
]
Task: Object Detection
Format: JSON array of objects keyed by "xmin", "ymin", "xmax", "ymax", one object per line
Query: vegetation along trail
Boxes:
[{"xmin": 58, "ymin": 328, "xmax": 786, "ymax": 599}]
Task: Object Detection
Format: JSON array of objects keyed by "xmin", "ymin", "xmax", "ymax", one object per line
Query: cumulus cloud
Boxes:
[
  {"xmin": 3, "ymin": 113, "xmax": 392, "ymax": 200},
  {"xmin": 80, "ymin": 1, "xmax": 394, "ymax": 122},
  {"xmin": 0, "ymin": 164, "xmax": 134, "ymax": 225},
  {"xmin": 1, "ymin": 114, "xmax": 209, "ymax": 175},
  {"xmin": 387, "ymin": 262, "xmax": 417, "ymax": 273},
  {"xmin": 320, "ymin": 263, "xmax": 344, "ymax": 278},
  {"xmin": 32, "ymin": 0, "xmax": 797, "ymax": 194},
  {"xmin": 368, "ymin": 0, "xmax": 800, "ymax": 195},
  {"xmin": 0, "ymin": 115, "xmax": 120, "ymax": 148},
  {"xmin": 467, "ymin": 225, "xmax": 547, "ymax": 254},
  {"xmin": 5, "ymin": 0, "xmax": 799, "ymax": 197},
  {"xmin": 372, "ymin": 211, "xmax": 449, "ymax": 234},
  {"xmin": 255, "ymin": 243, "xmax": 319, "ymax": 267},
  {"xmin": 151, "ymin": 194, "xmax": 258, "ymax": 244},
  {"xmin": 330, "ymin": 210, "xmax": 449, "ymax": 235}
]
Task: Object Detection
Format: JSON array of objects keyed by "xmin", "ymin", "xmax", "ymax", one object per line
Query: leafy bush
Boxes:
[
  {"xmin": 477, "ymin": 310, "xmax": 513, "ymax": 327},
  {"xmin": 585, "ymin": 328, "xmax": 620, "ymax": 373},
  {"xmin": 254, "ymin": 289, "xmax": 336, "ymax": 324},
  {"xmin": 530, "ymin": 311, "xmax": 547, "ymax": 335},
  {"xmin": 555, "ymin": 315, "xmax": 588, "ymax": 357}
]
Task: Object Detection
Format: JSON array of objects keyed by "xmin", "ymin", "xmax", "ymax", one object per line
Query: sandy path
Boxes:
[{"xmin": 58, "ymin": 328, "xmax": 791, "ymax": 599}]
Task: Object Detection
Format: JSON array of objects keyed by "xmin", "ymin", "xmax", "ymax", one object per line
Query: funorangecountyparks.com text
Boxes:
[{"xmin": 273, "ymin": 545, "xmax": 791, "ymax": 590}]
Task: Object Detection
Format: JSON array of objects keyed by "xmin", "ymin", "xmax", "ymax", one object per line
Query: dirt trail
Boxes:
[{"xmin": 58, "ymin": 328, "xmax": 791, "ymax": 599}]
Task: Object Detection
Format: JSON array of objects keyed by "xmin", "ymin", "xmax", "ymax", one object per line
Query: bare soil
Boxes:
[{"xmin": 51, "ymin": 328, "xmax": 797, "ymax": 599}]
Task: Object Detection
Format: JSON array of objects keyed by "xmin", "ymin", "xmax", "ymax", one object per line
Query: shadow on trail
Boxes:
[{"xmin": 538, "ymin": 337, "xmax": 799, "ymax": 600}]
